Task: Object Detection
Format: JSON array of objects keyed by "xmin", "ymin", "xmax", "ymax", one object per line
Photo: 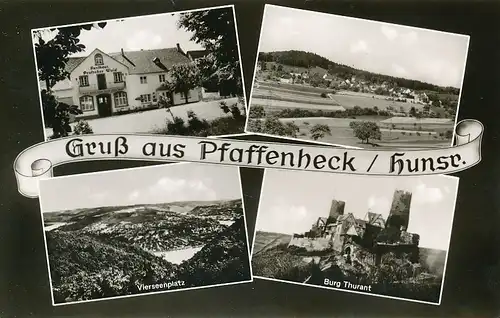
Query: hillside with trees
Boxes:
[
  {"xmin": 44, "ymin": 199, "xmax": 251, "ymax": 304},
  {"xmin": 258, "ymin": 50, "xmax": 460, "ymax": 94}
]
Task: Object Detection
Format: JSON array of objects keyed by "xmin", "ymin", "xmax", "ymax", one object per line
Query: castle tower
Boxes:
[
  {"xmin": 386, "ymin": 190, "xmax": 412, "ymax": 230},
  {"xmin": 328, "ymin": 199, "xmax": 345, "ymax": 222}
]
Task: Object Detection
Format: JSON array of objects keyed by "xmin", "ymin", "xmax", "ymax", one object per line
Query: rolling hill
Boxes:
[
  {"xmin": 44, "ymin": 199, "xmax": 250, "ymax": 303},
  {"xmin": 259, "ymin": 50, "xmax": 460, "ymax": 94},
  {"xmin": 252, "ymin": 231, "xmax": 293, "ymax": 255}
]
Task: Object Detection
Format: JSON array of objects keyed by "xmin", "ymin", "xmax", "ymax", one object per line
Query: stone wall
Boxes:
[{"xmin": 288, "ymin": 237, "xmax": 331, "ymax": 252}]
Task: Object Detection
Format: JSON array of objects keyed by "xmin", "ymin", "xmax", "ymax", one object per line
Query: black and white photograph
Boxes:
[
  {"xmin": 251, "ymin": 170, "xmax": 458, "ymax": 305},
  {"xmin": 38, "ymin": 163, "xmax": 252, "ymax": 306},
  {"xmin": 246, "ymin": 5, "xmax": 469, "ymax": 150},
  {"xmin": 32, "ymin": 5, "xmax": 247, "ymax": 141}
]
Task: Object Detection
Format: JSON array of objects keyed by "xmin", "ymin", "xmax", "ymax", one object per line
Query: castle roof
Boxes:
[{"xmin": 365, "ymin": 212, "xmax": 386, "ymax": 227}]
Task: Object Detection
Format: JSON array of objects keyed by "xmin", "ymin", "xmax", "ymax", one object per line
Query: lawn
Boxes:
[{"xmin": 277, "ymin": 117, "xmax": 453, "ymax": 149}]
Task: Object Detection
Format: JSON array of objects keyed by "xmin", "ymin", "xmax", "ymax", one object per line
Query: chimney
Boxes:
[
  {"xmin": 120, "ymin": 48, "xmax": 136, "ymax": 67},
  {"xmin": 176, "ymin": 43, "xmax": 186, "ymax": 56}
]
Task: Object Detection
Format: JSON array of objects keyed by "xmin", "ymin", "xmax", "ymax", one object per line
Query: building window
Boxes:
[
  {"xmin": 79, "ymin": 96, "xmax": 94, "ymax": 112},
  {"xmin": 180, "ymin": 91, "xmax": 191, "ymax": 99},
  {"xmin": 140, "ymin": 76, "xmax": 147, "ymax": 84},
  {"xmin": 159, "ymin": 74, "xmax": 166, "ymax": 83},
  {"xmin": 140, "ymin": 94, "xmax": 151, "ymax": 103},
  {"xmin": 114, "ymin": 91, "xmax": 128, "ymax": 107},
  {"xmin": 79, "ymin": 75, "xmax": 89, "ymax": 87},
  {"xmin": 113, "ymin": 72, "xmax": 123, "ymax": 83},
  {"xmin": 94, "ymin": 53, "xmax": 104, "ymax": 65}
]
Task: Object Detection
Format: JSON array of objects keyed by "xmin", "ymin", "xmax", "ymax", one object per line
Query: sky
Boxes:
[
  {"xmin": 259, "ymin": 5, "xmax": 470, "ymax": 88},
  {"xmin": 34, "ymin": 10, "xmax": 206, "ymax": 56},
  {"xmin": 256, "ymin": 170, "xmax": 458, "ymax": 250},
  {"xmin": 39, "ymin": 163, "xmax": 242, "ymax": 212}
]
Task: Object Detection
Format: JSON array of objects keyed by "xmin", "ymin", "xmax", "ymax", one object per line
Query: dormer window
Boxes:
[{"xmin": 94, "ymin": 53, "xmax": 104, "ymax": 65}]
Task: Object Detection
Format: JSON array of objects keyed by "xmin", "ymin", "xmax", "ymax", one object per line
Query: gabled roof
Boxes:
[
  {"xmin": 65, "ymin": 57, "xmax": 86, "ymax": 73},
  {"xmin": 337, "ymin": 213, "xmax": 355, "ymax": 223},
  {"xmin": 186, "ymin": 49, "xmax": 208, "ymax": 60},
  {"xmin": 64, "ymin": 48, "xmax": 129, "ymax": 74},
  {"xmin": 365, "ymin": 212, "xmax": 385, "ymax": 226},
  {"xmin": 110, "ymin": 48, "xmax": 192, "ymax": 74},
  {"xmin": 317, "ymin": 217, "xmax": 328, "ymax": 225},
  {"xmin": 64, "ymin": 47, "xmax": 192, "ymax": 76}
]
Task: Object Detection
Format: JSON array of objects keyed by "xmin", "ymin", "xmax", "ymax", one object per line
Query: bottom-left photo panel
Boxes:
[{"xmin": 37, "ymin": 163, "xmax": 253, "ymax": 306}]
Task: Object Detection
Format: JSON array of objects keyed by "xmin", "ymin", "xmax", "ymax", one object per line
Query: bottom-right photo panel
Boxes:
[{"xmin": 251, "ymin": 170, "xmax": 459, "ymax": 305}]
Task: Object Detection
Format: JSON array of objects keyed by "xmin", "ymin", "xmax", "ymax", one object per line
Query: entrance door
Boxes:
[
  {"xmin": 96, "ymin": 94, "xmax": 112, "ymax": 117},
  {"xmin": 97, "ymin": 74, "xmax": 107, "ymax": 90}
]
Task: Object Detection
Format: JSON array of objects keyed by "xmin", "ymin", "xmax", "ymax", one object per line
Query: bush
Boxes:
[
  {"xmin": 157, "ymin": 100, "xmax": 246, "ymax": 137},
  {"xmin": 320, "ymin": 92, "xmax": 327, "ymax": 98},
  {"xmin": 249, "ymin": 105, "xmax": 266, "ymax": 118},
  {"xmin": 73, "ymin": 120, "xmax": 93, "ymax": 135},
  {"xmin": 258, "ymin": 116, "xmax": 299, "ymax": 138},
  {"xmin": 310, "ymin": 124, "xmax": 332, "ymax": 140}
]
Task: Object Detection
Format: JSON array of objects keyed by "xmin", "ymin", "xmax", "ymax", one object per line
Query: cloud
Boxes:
[
  {"xmin": 350, "ymin": 40, "xmax": 370, "ymax": 54},
  {"xmin": 413, "ymin": 182, "xmax": 444, "ymax": 204},
  {"xmin": 381, "ymin": 25, "xmax": 398, "ymax": 41},
  {"xmin": 392, "ymin": 63, "xmax": 408, "ymax": 76},
  {"xmin": 126, "ymin": 30, "xmax": 162, "ymax": 50}
]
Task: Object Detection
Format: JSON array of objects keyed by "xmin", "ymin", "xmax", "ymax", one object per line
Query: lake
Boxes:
[
  {"xmin": 154, "ymin": 246, "xmax": 204, "ymax": 265},
  {"xmin": 44, "ymin": 222, "xmax": 70, "ymax": 232}
]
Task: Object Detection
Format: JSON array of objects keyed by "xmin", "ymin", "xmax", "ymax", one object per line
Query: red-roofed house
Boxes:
[{"xmin": 47, "ymin": 44, "xmax": 202, "ymax": 119}]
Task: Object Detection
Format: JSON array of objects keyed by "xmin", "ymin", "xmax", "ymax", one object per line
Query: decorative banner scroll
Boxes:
[{"xmin": 14, "ymin": 119, "xmax": 483, "ymax": 198}]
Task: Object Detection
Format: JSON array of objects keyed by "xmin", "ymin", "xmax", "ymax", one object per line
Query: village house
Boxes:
[{"xmin": 46, "ymin": 44, "xmax": 202, "ymax": 119}]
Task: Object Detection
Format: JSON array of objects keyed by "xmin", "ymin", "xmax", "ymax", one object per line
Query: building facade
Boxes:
[{"xmin": 48, "ymin": 45, "xmax": 202, "ymax": 119}]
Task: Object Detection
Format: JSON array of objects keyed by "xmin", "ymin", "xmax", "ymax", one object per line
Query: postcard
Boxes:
[{"xmin": 38, "ymin": 163, "xmax": 252, "ymax": 305}]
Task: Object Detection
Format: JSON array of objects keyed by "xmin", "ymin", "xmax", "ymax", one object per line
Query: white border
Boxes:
[
  {"xmin": 37, "ymin": 161, "xmax": 253, "ymax": 306},
  {"xmin": 31, "ymin": 4, "xmax": 249, "ymax": 142},
  {"xmin": 250, "ymin": 169, "xmax": 460, "ymax": 306},
  {"xmin": 244, "ymin": 4, "xmax": 470, "ymax": 150}
]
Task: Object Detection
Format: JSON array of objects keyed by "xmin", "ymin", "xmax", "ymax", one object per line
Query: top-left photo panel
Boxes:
[{"xmin": 32, "ymin": 5, "xmax": 247, "ymax": 141}]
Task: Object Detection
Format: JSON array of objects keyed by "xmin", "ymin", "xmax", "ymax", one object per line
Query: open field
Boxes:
[
  {"xmin": 252, "ymin": 231, "xmax": 293, "ymax": 255},
  {"xmin": 253, "ymin": 87, "xmax": 340, "ymax": 106},
  {"xmin": 277, "ymin": 117, "xmax": 453, "ymax": 149},
  {"xmin": 253, "ymin": 81, "xmax": 424, "ymax": 112},
  {"xmin": 251, "ymin": 98, "xmax": 345, "ymax": 111}
]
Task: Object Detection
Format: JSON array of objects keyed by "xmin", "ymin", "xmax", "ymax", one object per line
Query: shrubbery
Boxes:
[
  {"xmin": 156, "ymin": 99, "xmax": 246, "ymax": 137},
  {"xmin": 73, "ymin": 120, "xmax": 93, "ymax": 135}
]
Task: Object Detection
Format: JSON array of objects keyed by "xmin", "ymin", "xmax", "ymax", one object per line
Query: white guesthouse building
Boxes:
[{"xmin": 46, "ymin": 44, "xmax": 202, "ymax": 119}]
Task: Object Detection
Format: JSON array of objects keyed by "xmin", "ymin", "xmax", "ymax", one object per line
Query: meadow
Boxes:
[
  {"xmin": 253, "ymin": 81, "xmax": 424, "ymax": 112},
  {"xmin": 278, "ymin": 117, "xmax": 452, "ymax": 149}
]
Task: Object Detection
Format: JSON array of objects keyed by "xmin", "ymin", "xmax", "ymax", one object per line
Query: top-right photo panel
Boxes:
[{"xmin": 245, "ymin": 5, "xmax": 470, "ymax": 150}]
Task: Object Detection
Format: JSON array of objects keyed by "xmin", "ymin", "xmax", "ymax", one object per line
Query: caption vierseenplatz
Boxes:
[{"xmin": 64, "ymin": 136, "xmax": 466, "ymax": 174}]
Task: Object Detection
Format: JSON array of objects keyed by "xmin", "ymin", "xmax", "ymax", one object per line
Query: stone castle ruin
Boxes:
[{"xmin": 288, "ymin": 190, "xmax": 420, "ymax": 266}]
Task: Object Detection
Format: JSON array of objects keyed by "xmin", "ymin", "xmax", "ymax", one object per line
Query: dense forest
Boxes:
[{"xmin": 258, "ymin": 50, "xmax": 460, "ymax": 94}]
